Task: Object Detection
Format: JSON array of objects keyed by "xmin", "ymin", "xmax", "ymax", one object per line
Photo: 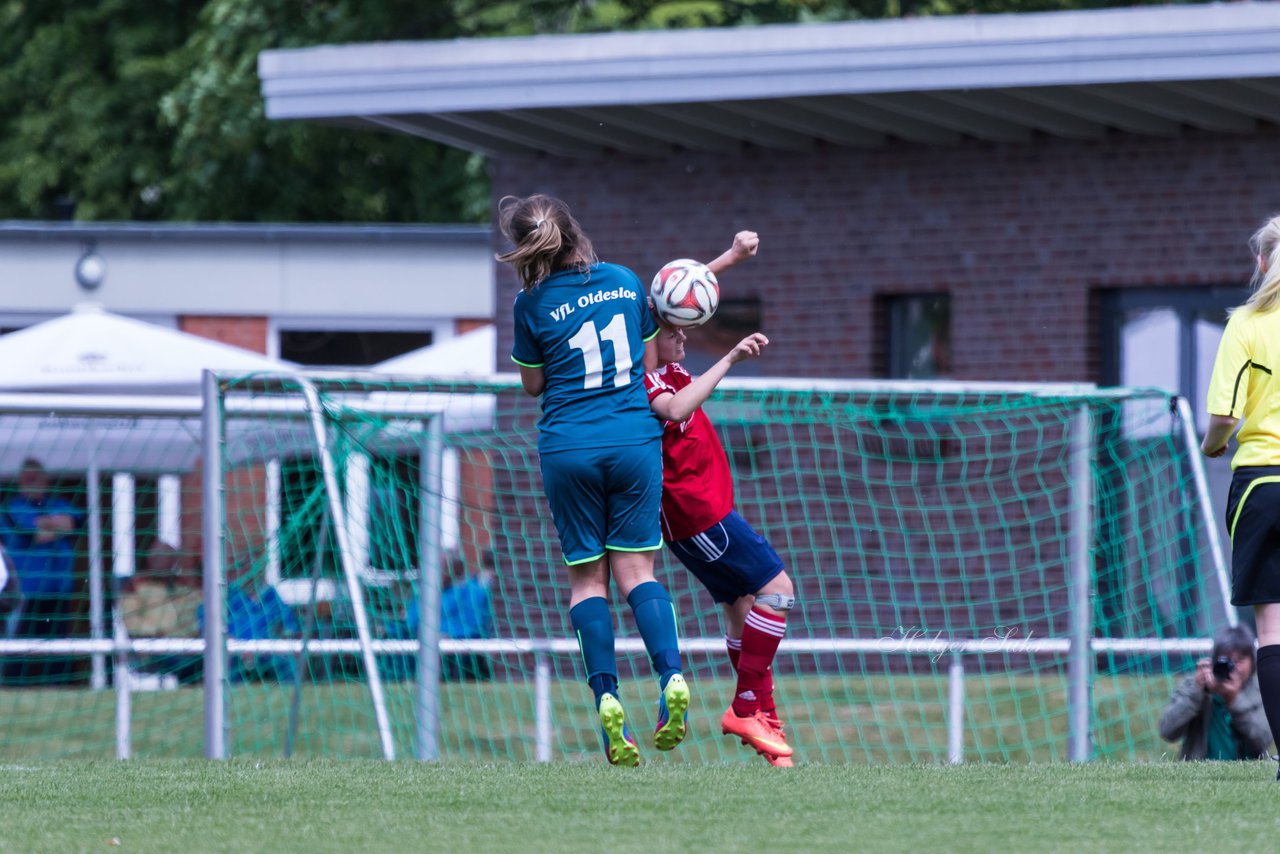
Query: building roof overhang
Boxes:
[{"xmin": 259, "ymin": 4, "xmax": 1280, "ymax": 155}]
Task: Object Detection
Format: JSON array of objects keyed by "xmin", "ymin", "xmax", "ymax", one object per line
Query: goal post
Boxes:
[
  {"xmin": 197, "ymin": 372, "xmax": 1230, "ymax": 763},
  {"xmin": 0, "ymin": 375, "xmax": 1232, "ymax": 763}
]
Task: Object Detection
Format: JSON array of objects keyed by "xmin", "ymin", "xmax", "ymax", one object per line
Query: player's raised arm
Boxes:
[
  {"xmin": 706, "ymin": 231, "xmax": 759, "ymax": 276},
  {"xmin": 650, "ymin": 332, "xmax": 768, "ymax": 423}
]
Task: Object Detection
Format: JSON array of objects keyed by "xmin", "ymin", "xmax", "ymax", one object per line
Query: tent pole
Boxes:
[
  {"xmin": 88, "ymin": 461, "xmax": 105, "ymax": 691},
  {"xmin": 158, "ymin": 474, "xmax": 181, "ymax": 547}
]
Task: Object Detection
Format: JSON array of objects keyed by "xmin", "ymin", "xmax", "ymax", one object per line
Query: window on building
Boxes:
[
  {"xmin": 278, "ymin": 329, "xmax": 433, "ymax": 368},
  {"xmin": 883, "ymin": 294, "xmax": 951, "ymax": 379},
  {"xmin": 273, "ymin": 449, "xmax": 460, "ymax": 587},
  {"xmin": 1100, "ymin": 288, "xmax": 1242, "ymax": 433}
]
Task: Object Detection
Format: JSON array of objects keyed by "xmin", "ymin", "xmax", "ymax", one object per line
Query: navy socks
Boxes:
[
  {"xmin": 570, "ymin": 583, "xmax": 683, "ymax": 705},
  {"xmin": 626, "ymin": 581, "xmax": 682, "ymax": 689},
  {"xmin": 569, "ymin": 597, "xmax": 618, "ymax": 706}
]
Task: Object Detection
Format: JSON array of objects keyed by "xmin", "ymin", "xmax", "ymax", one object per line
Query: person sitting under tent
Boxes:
[
  {"xmin": 1, "ymin": 458, "xmax": 82, "ymax": 686},
  {"xmin": 387, "ymin": 551, "xmax": 494, "ymax": 682},
  {"xmin": 199, "ymin": 559, "xmax": 300, "ymax": 684},
  {"xmin": 0, "ymin": 542, "xmax": 19, "ymax": 624},
  {"xmin": 119, "ymin": 541, "xmax": 202, "ymax": 685}
]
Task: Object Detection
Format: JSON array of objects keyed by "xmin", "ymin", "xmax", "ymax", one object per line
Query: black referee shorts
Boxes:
[{"xmin": 1226, "ymin": 465, "xmax": 1280, "ymax": 606}]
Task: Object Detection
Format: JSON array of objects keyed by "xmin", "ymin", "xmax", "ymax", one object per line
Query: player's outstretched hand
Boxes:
[
  {"xmin": 730, "ymin": 231, "xmax": 759, "ymax": 261},
  {"xmin": 727, "ymin": 332, "xmax": 769, "ymax": 364}
]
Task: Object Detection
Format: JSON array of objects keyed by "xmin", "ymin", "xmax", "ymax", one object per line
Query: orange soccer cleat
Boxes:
[
  {"xmin": 760, "ymin": 712, "xmax": 794, "ymax": 766},
  {"xmin": 721, "ymin": 707, "xmax": 793, "ymax": 758}
]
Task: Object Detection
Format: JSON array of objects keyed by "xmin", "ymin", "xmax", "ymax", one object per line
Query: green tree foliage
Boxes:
[
  {"xmin": 157, "ymin": 0, "xmax": 489, "ymax": 223},
  {"xmin": 0, "ymin": 0, "xmax": 1212, "ymax": 223},
  {"xmin": 0, "ymin": 0, "xmax": 499, "ymax": 222},
  {"xmin": 562, "ymin": 0, "xmax": 1196, "ymax": 29},
  {"xmin": 0, "ymin": 1, "xmax": 202, "ymax": 220}
]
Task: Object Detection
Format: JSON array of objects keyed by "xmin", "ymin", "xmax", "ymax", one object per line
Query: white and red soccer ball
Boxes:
[{"xmin": 650, "ymin": 259, "xmax": 720, "ymax": 328}]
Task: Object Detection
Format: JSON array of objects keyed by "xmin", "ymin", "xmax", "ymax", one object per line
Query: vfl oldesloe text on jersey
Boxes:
[{"xmin": 547, "ymin": 286, "xmax": 641, "ymax": 323}]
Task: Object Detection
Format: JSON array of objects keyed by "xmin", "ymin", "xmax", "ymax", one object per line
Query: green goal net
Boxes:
[{"xmin": 0, "ymin": 377, "xmax": 1231, "ymax": 763}]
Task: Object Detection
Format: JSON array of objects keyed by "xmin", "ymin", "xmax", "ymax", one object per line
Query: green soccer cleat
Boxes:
[
  {"xmin": 653, "ymin": 673, "xmax": 691, "ymax": 751},
  {"xmin": 598, "ymin": 694, "xmax": 640, "ymax": 767}
]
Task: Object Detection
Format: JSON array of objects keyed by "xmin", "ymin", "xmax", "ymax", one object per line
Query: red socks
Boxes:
[
  {"xmin": 731, "ymin": 607, "xmax": 786, "ymax": 717},
  {"xmin": 725, "ymin": 636, "xmax": 778, "ymax": 718}
]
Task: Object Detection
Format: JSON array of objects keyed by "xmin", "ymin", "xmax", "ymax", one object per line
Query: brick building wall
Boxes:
[
  {"xmin": 479, "ymin": 130, "xmax": 1255, "ymax": 677},
  {"xmin": 179, "ymin": 316, "xmax": 270, "ymax": 354},
  {"xmin": 492, "ymin": 127, "xmax": 1280, "ymax": 383}
]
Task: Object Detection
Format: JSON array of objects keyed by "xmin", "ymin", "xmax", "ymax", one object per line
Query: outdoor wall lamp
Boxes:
[{"xmin": 75, "ymin": 242, "xmax": 106, "ymax": 291}]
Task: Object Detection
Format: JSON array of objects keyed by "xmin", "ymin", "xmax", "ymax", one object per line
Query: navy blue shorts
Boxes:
[
  {"xmin": 540, "ymin": 440, "xmax": 663, "ymax": 565},
  {"xmin": 667, "ymin": 510, "xmax": 785, "ymax": 604}
]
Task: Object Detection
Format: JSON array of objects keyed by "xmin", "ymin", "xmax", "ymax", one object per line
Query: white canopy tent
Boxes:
[
  {"xmin": 0, "ymin": 304, "xmax": 297, "ymax": 688},
  {"xmin": 365, "ymin": 323, "xmax": 498, "ymax": 435},
  {"xmin": 0, "ymin": 303, "xmax": 289, "ymax": 395},
  {"xmin": 374, "ymin": 324, "xmax": 496, "ymax": 375},
  {"xmin": 0, "ymin": 303, "xmax": 294, "ymax": 474}
]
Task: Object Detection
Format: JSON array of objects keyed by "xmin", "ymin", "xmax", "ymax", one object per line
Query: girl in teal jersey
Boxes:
[{"xmin": 500, "ymin": 194, "xmax": 687, "ymax": 766}]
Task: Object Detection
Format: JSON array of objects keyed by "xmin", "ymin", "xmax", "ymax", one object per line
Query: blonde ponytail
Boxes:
[
  {"xmin": 1244, "ymin": 214, "xmax": 1280, "ymax": 314},
  {"xmin": 496, "ymin": 195, "xmax": 597, "ymax": 291}
]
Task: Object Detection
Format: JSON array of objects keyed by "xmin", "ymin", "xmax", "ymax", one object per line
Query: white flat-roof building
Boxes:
[{"xmin": 0, "ymin": 221, "xmax": 493, "ymax": 364}]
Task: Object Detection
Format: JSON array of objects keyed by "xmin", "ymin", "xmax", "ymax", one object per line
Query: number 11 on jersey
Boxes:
[{"xmin": 567, "ymin": 314, "xmax": 633, "ymax": 390}]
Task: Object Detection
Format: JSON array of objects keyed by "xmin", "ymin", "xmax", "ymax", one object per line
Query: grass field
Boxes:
[
  {"xmin": 0, "ymin": 671, "xmax": 1188, "ymax": 763},
  {"xmin": 1, "ymin": 760, "xmax": 1278, "ymax": 853}
]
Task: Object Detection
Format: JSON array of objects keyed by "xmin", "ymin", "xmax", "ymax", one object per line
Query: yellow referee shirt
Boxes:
[{"xmin": 1206, "ymin": 306, "xmax": 1280, "ymax": 468}]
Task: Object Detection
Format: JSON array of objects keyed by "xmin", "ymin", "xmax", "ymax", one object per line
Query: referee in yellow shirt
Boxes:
[{"xmin": 1203, "ymin": 213, "xmax": 1280, "ymax": 774}]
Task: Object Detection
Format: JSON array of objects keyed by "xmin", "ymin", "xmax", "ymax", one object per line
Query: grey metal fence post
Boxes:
[
  {"xmin": 535, "ymin": 651, "xmax": 552, "ymax": 763},
  {"xmin": 1067, "ymin": 404, "xmax": 1094, "ymax": 763},
  {"xmin": 415, "ymin": 415, "xmax": 444, "ymax": 761},
  {"xmin": 947, "ymin": 655, "xmax": 964, "ymax": 764},
  {"xmin": 201, "ymin": 369, "xmax": 227, "ymax": 760}
]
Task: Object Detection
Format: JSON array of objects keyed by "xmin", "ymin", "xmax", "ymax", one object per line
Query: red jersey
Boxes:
[{"xmin": 644, "ymin": 362, "xmax": 735, "ymax": 541}]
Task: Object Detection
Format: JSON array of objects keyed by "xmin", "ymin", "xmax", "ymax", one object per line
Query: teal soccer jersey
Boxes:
[{"xmin": 512, "ymin": 262, "xmax": 662, "ymax": 452}]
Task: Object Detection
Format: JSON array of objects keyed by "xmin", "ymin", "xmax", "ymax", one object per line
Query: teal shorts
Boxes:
[{"xmin": 539, "ymin": 440, "xmax": 663, "ymax": 565}]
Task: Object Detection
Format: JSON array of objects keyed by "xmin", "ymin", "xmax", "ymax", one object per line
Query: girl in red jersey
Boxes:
[{"xmin": 644, "ymin": 231, "xmax": 798, "ymax": 765}]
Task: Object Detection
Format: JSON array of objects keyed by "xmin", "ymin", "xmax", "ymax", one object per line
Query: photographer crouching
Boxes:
[{"xmin": 1159, "ymin": 624, "xmax": 1273, "ymax": 761}]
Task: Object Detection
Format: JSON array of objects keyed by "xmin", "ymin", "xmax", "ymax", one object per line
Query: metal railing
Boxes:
[{"xmin": 0, "ymin": 634, "xmax": 1215, "ymax": 762}]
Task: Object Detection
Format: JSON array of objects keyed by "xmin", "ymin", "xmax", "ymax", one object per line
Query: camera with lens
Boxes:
[{"xmin": 1212, "ymin": 656, "xmax": 1236, "ymax": 681}]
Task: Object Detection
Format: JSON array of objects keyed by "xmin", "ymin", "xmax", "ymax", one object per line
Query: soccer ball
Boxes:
[{"xmin": 650, "ymin": 259, "xmax": 720, "ymax": 328}]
